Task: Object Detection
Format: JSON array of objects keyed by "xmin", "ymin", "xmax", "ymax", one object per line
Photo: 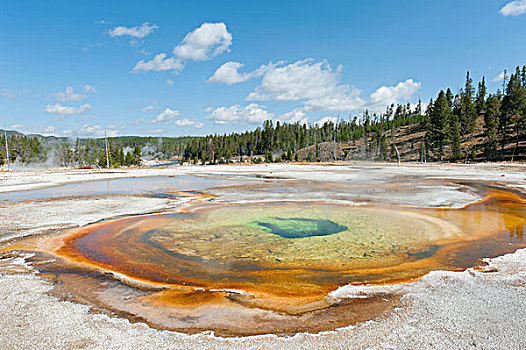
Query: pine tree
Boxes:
[
  {"xmin": 446, "ymin": 88, "xmax": 454, "ymax": 108},
  {"xmin": 475, "ymin": 76, "xmax": 487, "ymax": 116},
  {"xmin": 132, "ymin": 144, "xmax": 142, "ymax": 166},
  {"xmin": 460, "ymin": 71, "xmax": 477, "ymax": 139},
  {"xmin": 427, "ymin": 90, "xmax": 450, "ymax": 159},
  {"xmin": 118, "ymin": 147, "xmax": 125, "ymax": 166},
  {"xmin": 484, "ymin": 93, "xmax": 501, "ymax": 160},
  {"xmin": 125, "ymin": 150, "xmax": 133, "ymax": 165},
  {"xmin": 450, "ymin": 113, "xmax": 461, "ymax": 160},
  {"xmin": 501, "ymin": 67, "xmax": 526, "ymax": 160}
]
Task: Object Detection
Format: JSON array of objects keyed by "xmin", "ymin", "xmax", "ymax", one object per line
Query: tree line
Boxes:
[
  {"xmin": 190, "ymin": 66, "xmax": 525, "ymax": 163},
  {"xmin": 2, "ymin": 65, "xmax": 525, "ymax": 167}
]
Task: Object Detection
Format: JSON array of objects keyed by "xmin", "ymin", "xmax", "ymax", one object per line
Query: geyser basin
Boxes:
[{"xmin": 40, "ymin": 186, "xmax": 526, "ymax": 336}]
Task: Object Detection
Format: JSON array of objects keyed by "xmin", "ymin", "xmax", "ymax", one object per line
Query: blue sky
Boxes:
[{"xmin": 1, "ymin": 0, "xmax": 525, "ymax": 138}]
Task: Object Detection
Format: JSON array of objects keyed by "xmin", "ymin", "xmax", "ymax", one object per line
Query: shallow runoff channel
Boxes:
[{"xmin": 0, "ymin": 174, "xmax": 257, "ymax": 202}]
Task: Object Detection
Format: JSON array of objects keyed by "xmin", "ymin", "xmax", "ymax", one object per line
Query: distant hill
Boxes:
[
  {"xmin": 296, "ymin": 115, "xmax": 526, "ymax": 163},
  {"xmin": 0, "ymin": 129, "xmax": 24, "ymax": 137}
]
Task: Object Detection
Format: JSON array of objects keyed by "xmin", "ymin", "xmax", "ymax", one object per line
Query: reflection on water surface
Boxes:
[{"xmin": 0, "ymin": 174, "xmax": 253, "ymax": 202}]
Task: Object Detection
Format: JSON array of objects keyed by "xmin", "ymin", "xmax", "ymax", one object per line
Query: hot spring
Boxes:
[
  {"xmin": 35, "ymin": 183, "xmax": 526, "ymax": 336},
  {"xmin": 5, "ymin": 175, "xmax": 524, "ymax": 336}
]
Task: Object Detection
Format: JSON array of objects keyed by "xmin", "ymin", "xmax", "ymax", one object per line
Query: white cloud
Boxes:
[
  {"xmin": 491, "ymin": 71, "xmax": 506, "ymax": 82},
  {"xmin": 53, "ymin": 87, "xmax": 87, "ymax": 102},
  {"xmin": 174, "ymin": 118, "xmax": 204, "ymax": 128},
  {"xmin": 166, "ymin": 79, "xmax": 174, "ymax": 86},
  {"xmin": 314, "ymin": 116, "xmax": 339, "ymax": 127},
  {"xmin": 83, "ymin": 84, "xmax": 96, "ymax": 93},
  {"xmin": 53, "ymin": 85, "xmax": 95, "ymax": 102},
  {"xmin": 109, "ymin": 22, "xmax": 158, "ymax": 38},
  {"xmin": 206, "ymin": 104, "xmax": 273, "ymax": 125},
  {"xmin": 107, "ymin": 128, "xmax": 123, "ymax": 137},
  {"xmin": 79, "ymin": 124, "xmax": 102, "ymax": 136},
  {"xmin": 77, "ymin": 124, "xmax": 122, "ymax": 137},
  {"xmin": 40, "ymin": 125, "xmax": 57, "ymax": 135},
  {"xmin": 247, "ymin": 59, "xmax": 343, "ymax": 102},
  {"xmin": 366, "ymin": 79, "xmax": 421, "ymax": 112},
  {"xmin": 208, "ymin": 62, "xmax": 256, "ymax": 85},
  {"xmin": 140, "ymin": 48, "xmax": 151, "ymax": 56},
  {"xmin": 174, "ymin": 118, "xmax": 194, "ymax": 126},
  {"xmin": 173, "ymin": 22, "xmax": 232, "ymax": 61},
  {"xmin": 304, "ymin": 86, "xmax": 365, "ymax": 112},
  {"xmin": 44, "ymin": 103, "xmax": 92, "ymax": 116},
  {"xmin": 141, "ymin": 105, "xmax": 156, "ymax": 112},
  {"xmin": 151, "ymin": 108, "xmax": 180, "ymax": 123},
  {"xmin": 208, "ymin": 61, "xmax": 276, "ymax": 85},
  {"xmin": 11, "ymin": 123, "xmax": 24, "ymax": 129},
  {"xmin": 132, "ymin": 53, "xmax": 184, "ymax": 73},
  {"xmin": 499, "ymin": 0, "xmax": 526, "ymax": 16},
  {"xmin": 278, "ymin": 107, "xmax": 308, "ymax": 124},
  {"xmin": 245, "ymin": 59, "xmax": 420, "ymax": 113}
]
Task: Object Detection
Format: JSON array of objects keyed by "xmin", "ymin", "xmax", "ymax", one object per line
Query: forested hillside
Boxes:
[{"xmin": 1, "ymin": 66, "xmax": 525, "ymax": 167}]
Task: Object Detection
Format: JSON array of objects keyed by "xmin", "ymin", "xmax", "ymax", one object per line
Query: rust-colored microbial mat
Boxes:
[{"xmin": 32, "ymin": 184, "xmax": 526, "ymax": 336}]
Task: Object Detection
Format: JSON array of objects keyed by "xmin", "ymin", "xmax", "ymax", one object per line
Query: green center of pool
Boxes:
[{"xmin": 250, "ymin": 217, "xmax": 348, "ymax": 238}]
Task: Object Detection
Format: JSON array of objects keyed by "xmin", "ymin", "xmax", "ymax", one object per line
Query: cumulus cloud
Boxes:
[
  {"xmin": 205, "ymin": 104, "xmax": 273, "ymax": 125},
  {"xmin": 77, "ymin": 124, "xmax": 123, "ymax": 137},
  {"xmin": 246, "ymin": 59, "xmax": 366, "ymax": 112},
  {"xmin": 83, "ymin": 84, "xmax": 96, "ymax": 93},
  {"xmin": 140, "ymin": 48, "xmax": 151, "ymax": 56},
  {"xmin": 53, "ymin": 85, "xmax": 95, "ymax": 102},
  {"xmin": 166, "ymin": 79, "xmax": 174, "ymax": 86},
  {"xmin": 151, "ymin": 108, "xmax": 180, "ymax": 123},
  {"xmin": 208, "ymin": 61, "xmax": 269, "ymax": 85},
  {"xmin": 53, "ymin": 87, "xmax": 87, "ymax": 102},
  {"xmin": 244, "ymin": 58, "xmax": 420, "ymax": 114},
  {"xmin": 303, "ymin": 86, "xmax": 365, "ymax": 112},
  {"xmin": 40, "ymin": 125, "xmax": 57, "ymax": 135},
  {"xmin": 109, "ymin": 22, "xmax": 158, "ymax": 38},
  {"xmin": 208, "ymin": 62, "xmax": 249, "ymax": 85},
  {"xmin": 173, "ymin": 22, "xmax": 232, "ymax": 61},
  {"xmin": 130, "ymin": 22, "xmax": 231, "ymax": 76},
  {"xmin": 174, "ymin": 118, "xmax": 204, "ymax": 128},
  {"xmin": 247, "ymin": 59, "xmax": 342, "ymax": 102},
  {"xmin": 79, "ymin": 124, "xmax": 102, "ymax": 136},
  {"xmin": 141, "ymin": 105, "xmax": 156, "ymax": 112},
  {"xmin": 132, "ymin": 53, "xmax": 184, "ymax": 73},
  {"xmin": 499, "ymin": 0, "xmax": 526, "ymax": 16},
  {"xmin": 366, "ymin": 79, "xmax": 421, "ymax": 111},
  {"xmin": 10, "ymin": 123, "xmax": 24, "ymax": 129},
  {"xmin": 491, "ymin": 71, "xmax": 506, "ymax": 82},
  {"xmin": 314, "ymin": 116, "xmax": 339, "ymax": 127},
  {"xmin": 277, "ymin": 107, "xmax": 308, "ymax": 124},
  {"xmin": 44, "ymin": 103, "xmax": 92, "ymax": 116}
]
